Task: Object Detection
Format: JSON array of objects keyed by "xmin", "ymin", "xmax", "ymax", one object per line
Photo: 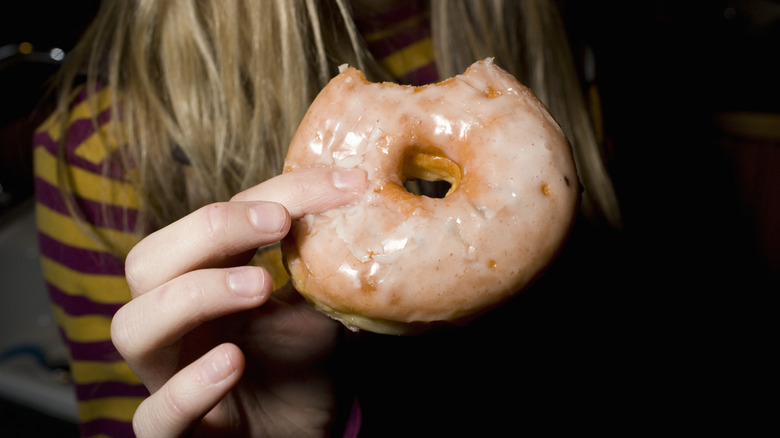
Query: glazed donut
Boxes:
[{"xmin": 282, "ymin": 58, "xmax": 579, "ymax": 335}]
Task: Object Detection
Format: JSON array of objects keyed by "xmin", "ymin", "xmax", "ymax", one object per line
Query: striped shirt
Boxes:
[
  {"xmin": 34, "ymin": 84, "xmax": 145, "ymax": 437},
  {"xmin": 33, "ymin": 4, "xmax": 436, "ymax": 437}
]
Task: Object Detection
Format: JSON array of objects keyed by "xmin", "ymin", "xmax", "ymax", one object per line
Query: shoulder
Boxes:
[
  {"xmin": 33, "ymin": 83, "xmax": 139, "ymax": 252},
  {"xmin": 34, "ymin": 84, "xmax": 119, "ymax": 172}
]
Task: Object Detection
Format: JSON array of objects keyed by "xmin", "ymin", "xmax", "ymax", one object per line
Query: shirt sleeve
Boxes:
[{"xmin": 33, "ymin": 84, "xmax": 145, "ymax": 438}]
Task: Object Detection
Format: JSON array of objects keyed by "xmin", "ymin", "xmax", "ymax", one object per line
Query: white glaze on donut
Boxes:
[{"xmin": 282, "ymin": 59, "xmax": 579, "ymax": 334}]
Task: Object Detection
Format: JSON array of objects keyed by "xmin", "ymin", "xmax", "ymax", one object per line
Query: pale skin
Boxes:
[{"xmin": 111, "ymin": 167, "xmax": 368, "ymax": 437}]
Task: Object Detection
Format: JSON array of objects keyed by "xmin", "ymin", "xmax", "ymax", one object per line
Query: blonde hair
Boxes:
[{"xmin": 55, "ymin": 0, "xmax": 620, "ymax": 254}]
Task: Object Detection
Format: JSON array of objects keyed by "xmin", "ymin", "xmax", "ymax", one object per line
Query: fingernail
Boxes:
[
  {"xmin": 201, "ymin": 347, "xmax": 235, "ymax": 385},
  {"xmin": 248, "ymin": 202, "xmax": 287, "ymax": 233},
  {"xmin": 331, "ymin": 168, "xmax": 367, "ymax": 192},
  {"xmin": 228, "ymin": 267, "xmax": 264, "ymax": 298}
]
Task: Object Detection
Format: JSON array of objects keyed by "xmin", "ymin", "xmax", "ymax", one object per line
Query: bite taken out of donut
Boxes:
[{"xmin": 282, "ymin": 58, "xmax": 579, "ymax": 335}]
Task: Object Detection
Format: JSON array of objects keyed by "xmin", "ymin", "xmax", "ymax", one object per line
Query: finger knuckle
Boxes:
[
  {"xmin": 132, "ymin": 399, "xmax": 154, "ymax": 437},
  {"xmin": 110, "ymin": 305, "xmax": 139, "ymax": 358},
  {"xmin": 124, "ymin": 246, "xmax": 145, "ymax": 294},
  {"xmin": 290, "ymin": 176, "xmax": 313, "ymax": 201},
  {"xmin": 133, "ymin": 390, "xmax": 187, "ymax": 438},
  {"xmin": 197, "ymin": 202, "xmax": 232, "ymax": 242},
  {"xmin": 171, "ymin": 274, "xmax": 209, "ymax": 321},
  {"xmin": 160, "ymin": 382, "xmax": 191, "ymax": 423}
]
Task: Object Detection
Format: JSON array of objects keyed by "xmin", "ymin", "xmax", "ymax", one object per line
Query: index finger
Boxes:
[{"xmin": 231, "ymin": 167, "xmax": 367, "ymax": 219}]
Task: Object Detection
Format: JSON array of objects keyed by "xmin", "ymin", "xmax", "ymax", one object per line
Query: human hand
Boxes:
[{"xmin": 112, "ymin": 167, "xmax": 367, "ymax": 437}]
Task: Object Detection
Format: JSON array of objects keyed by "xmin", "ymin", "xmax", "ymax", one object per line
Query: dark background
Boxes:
[
  {"xmin": 0, "ymin": 2, "xmax": 98, "ymax": 435},
  {"xmin": 1, "ymin": 0, "xmax": 776, "ymax": 435},
  {"xmin": 1, "ymin": 1, "xmax": 100, "ymax": 218}
]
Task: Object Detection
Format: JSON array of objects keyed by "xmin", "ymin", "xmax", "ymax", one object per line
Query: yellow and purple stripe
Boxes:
[
  {"xmin": 356, "ymin": 0, "xmax": 439, "ymax": 85},
  {"xmin": 34, "ymin": 85, "xmax": 144, "ymax": 437}
]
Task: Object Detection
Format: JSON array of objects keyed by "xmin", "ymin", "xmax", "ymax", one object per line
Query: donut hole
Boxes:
[
  {"xmin": 403, "ymin": 179, "xmax": 452, "ymax": 198},
  {"xmin": 401, "ymin": 151, "xmax": 461, "ymax": 198}
]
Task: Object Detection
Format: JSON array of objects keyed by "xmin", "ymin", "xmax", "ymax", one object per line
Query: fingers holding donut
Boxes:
[
  {"xmin": 125, "ymin": 166, "xmax": 367, "ymax": 295},
  {"xmin": 113, "ymin": 166, "xmax": 368, "ymax": 436},
  {"xmin": 116, "ymin": 165, "xmax": 368, "ymax": 378}
]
